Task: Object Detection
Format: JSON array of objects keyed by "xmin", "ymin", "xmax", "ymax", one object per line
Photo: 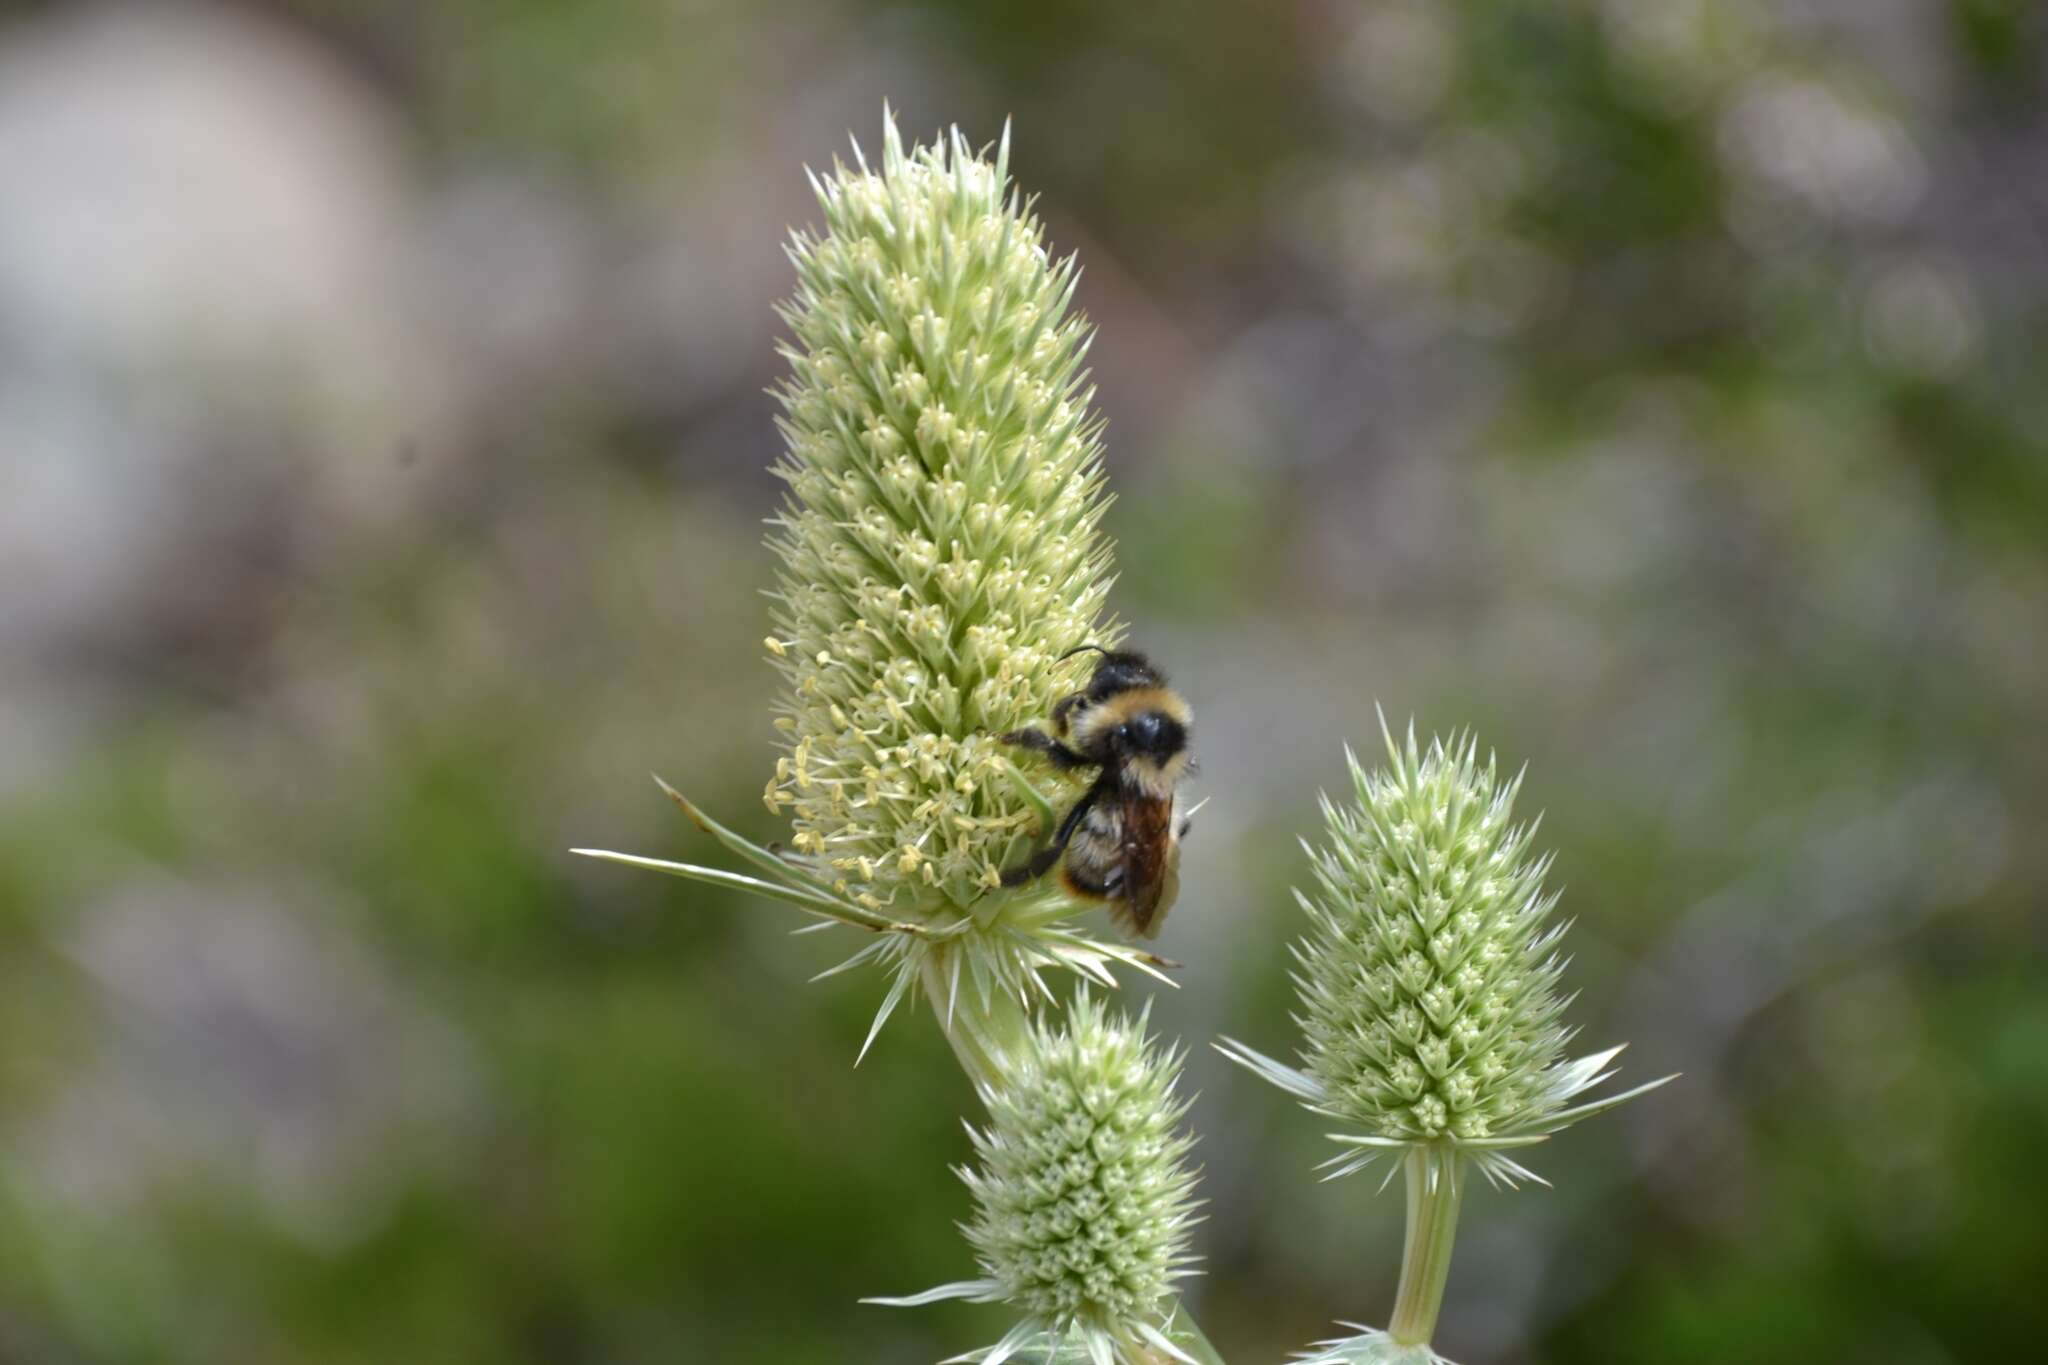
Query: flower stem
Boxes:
[
  {"xmin": 1387, "ymin": 1145, "xmax": 1464, "ymax": 1348},
  {"xmin": 916, "ymin": 946, "xmax": 1029, "ymax": 1094}
]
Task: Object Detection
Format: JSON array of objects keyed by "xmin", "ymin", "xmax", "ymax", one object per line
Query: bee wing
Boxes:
[
  {"xmin": 1154, "ymin": 838, "xmax": 1181, "ymax": 926},
  {"xmin": 1108, "ymin": 794, "xmax": 1179, "ymax": 939}
]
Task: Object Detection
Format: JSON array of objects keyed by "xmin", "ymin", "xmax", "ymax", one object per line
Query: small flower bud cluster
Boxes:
[
  {"xmin": 764, "ymin": 114, "xmax": 1115, "ymax": 912},
  {"xmin": 963, "ymin": 993, "xmax": 1200, "ymax": 1336},
  {"xmin": 1295, "ymin": 731, "xmax": 1572, "ymax": 1143}
]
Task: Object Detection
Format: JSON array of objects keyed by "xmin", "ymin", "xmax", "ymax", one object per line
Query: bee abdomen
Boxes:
[{"xmin": 1060, "ymin": 864, "xmax": 1114, "ymax": 900}]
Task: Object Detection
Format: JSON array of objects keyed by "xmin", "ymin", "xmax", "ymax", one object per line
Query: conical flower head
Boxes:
[
  {"xmin": 1296, "ymin": 727, "xmax": 1572, "ymax": 1144},
  {"xmin": 964, "ymin": 993, "xmax": 1201, "ymax": 1343},
  {"xmin": 1220, "ymin": 720, "xmax": 1673, "ymax": 1187},
  {"xmin": 764, "ymin": 112, "xmax": 1114, "ymax": 915}
]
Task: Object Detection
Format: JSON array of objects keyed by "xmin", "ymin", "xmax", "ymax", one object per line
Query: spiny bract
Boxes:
[
  {"xmin": 1220, "ymin": 720, "xmax": 1672, "ymax": 1188},
  {"xmin": 965, "ymin": 993, "xmax": 1202, "ymax": 1337},
  {"xmin": 1295, "ymin": 728, "xmax": 1570, "ymax": 1144},
  {"xmin": 763, "ymin": 111, "xmax": 1115, "ymax": 915}
]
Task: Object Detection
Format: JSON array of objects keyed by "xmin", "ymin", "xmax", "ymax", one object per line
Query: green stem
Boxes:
[
  {"xmin": 915, "ymin": 947, "xmax": 1029, "ymax": 1093},
  {"xmin": 1387, "ymin": 1145, "xmax": 1464, "ymax": 1348}
]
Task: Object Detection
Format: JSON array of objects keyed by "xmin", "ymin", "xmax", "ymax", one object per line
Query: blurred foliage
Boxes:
[{"xmin": 1, "ymin": 1, "xmax": 2045, "ymax": 1364}]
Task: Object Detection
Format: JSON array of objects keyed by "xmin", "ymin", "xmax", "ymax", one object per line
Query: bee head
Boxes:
[
  {"xmin": 1060, "ymin": 648, "xmax": 1194, "ymax": 784},
  {"xmin": 1115, "ymin": 709, "xmax": 1187, "ymax": 764}
]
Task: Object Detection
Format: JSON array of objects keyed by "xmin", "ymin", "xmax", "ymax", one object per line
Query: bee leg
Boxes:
[
  {"xmin": 1000, "ymin": 844, "xmax": 1065, "ymax": 887},
  {"xmin": 998, "ymin": 778, "xmax": 1104, "ymax": 887},
  {"xmin": 998, "ymin": 726, "xmax": 1092, "ymax": 771}
]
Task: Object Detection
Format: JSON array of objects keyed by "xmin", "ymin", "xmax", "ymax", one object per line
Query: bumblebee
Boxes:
[{"xmin": 999, "ymin": 646, "xmax": 1193, "ymax": 938}]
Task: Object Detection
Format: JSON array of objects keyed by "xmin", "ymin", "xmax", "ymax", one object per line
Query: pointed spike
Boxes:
[
  {"xmin": 881, "ymin": 105, "xmax": 904, "ymax": 173},
  {"xmin": 809, "ymin": 940, "xmax": 885, "ymax": 982},
  {"xmin": 856, "ymin": 964, "xmax": 915, "ymax": 1066},
  {"xmin": 945, "ymin": 949, "xmax": 962, "ymax": 1033},
  {"xmin": 1136, "ymin": 1321, "xmax": 1200, "ymax": 1365},
  {"xmin": 570, "ymin": 849, "xmax": 855, "ymax": 921},
  {"xmin": 981, "ymin": 1318, "xmax": 1040, "ymax": 1365},
  {"xmin": 859, "ymin": 1278, "xmax": 998, "ymax": 1308},
  {"xmin": 1537, "ymin": 1072, "xmax": 1681, "ymax": 1130}
]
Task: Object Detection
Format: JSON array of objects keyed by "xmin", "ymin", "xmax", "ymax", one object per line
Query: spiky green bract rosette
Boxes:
[
  {"xmin": 1220, "ymin": 721, "xmax": 1672, "ymax": 1189},
  {"xmin": 1301, "ymin": 731, "xmax": 1569, "ymax": 1150},
  {"xmin": 870, "ymin": 992, "xmax": 1206, "ymax": 1365},
  {"xmin": 1221, "ymin": 722, "xmax": 1673, "ymax": 1359},
  {"xmin": 1293, "ymin": 1324, "xmax": 1454, "ymax": 1365},
  {"xmin": 576, "ymin": 114, "xmax": 1167, "ymax": 1080}
]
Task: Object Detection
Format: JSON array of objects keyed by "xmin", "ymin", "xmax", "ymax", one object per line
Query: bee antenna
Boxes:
[{"xmin": 1056, "ymin": 643, "xmax": 1110, "ymax": 662}]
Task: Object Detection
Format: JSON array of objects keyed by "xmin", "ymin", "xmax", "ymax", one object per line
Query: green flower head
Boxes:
[
  {"xmin": 763, "ymin": 110, "xmax": 1114, "ymax": 915},
  {"xmin": 1222, "ymin": 718, "xmax": 1671, "ymax": 1189},
  {"xmin": 1298, "ymin": 727, "xmax": 1567, "ymax": 1144},
  {"xmin": 871, "ymin": 991, "xmax": 1205, "ymax": 1364},
  {"xmin": 577, "ymin": 115, "xmax": 1168, "ymax": 1070}
]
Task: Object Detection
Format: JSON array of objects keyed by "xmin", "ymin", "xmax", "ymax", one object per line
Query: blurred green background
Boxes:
[{"xmin": 2, "ymin": 1, "xmax": 2045, "ymax": 1362}]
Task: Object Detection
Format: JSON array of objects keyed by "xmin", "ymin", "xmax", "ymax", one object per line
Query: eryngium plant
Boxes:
[
  {"xmin": 871, "ymin": 992, "xmax": 1204, "ymax": 1365},
  {"xmin": 1220, "ymin": 721, "xmax": 1672, "ymax": 1362},
  {"xmin": 576, "ymin": 112, "xmax": 1169, "ymax": 1082},
  {"xmin": 764, "ymin": 117, "xmax": 1113, "ymax": 912}
]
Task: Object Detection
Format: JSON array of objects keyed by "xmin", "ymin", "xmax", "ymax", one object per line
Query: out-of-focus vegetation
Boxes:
[{"xmin": 1, "ymin": 1, "xmax": 2043, "ymax": 1362}]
